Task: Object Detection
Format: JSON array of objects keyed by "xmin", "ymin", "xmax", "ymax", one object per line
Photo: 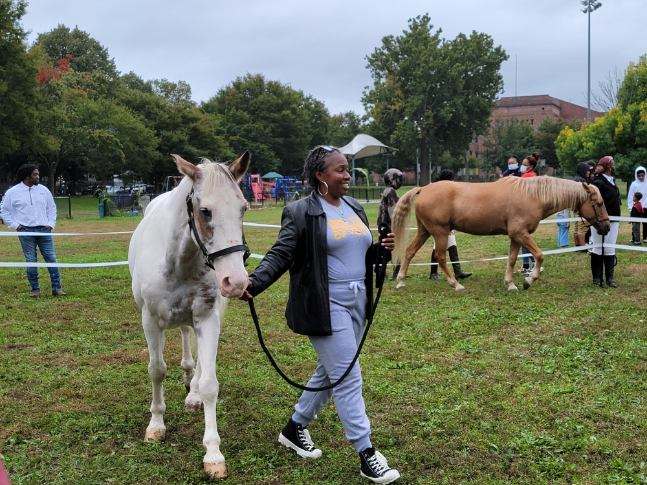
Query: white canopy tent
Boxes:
[{"xmin": 338, "ymin": 134, "xmax": 396, "ymax": 184}]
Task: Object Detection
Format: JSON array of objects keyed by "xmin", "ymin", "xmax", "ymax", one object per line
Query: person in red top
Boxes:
[
  {"xmin": 520, "ymin": 154, "xmax": 538, "ymax": 178},
  {"xmin": 519, "ymin": 154, "xmax": 539, "ymax": 273}
]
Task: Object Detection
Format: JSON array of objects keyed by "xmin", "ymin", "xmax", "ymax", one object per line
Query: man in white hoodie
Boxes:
[
  {"xmin": 0, "ymin": 164, "xmax": 65, "ymax": 297},
  {"xmin": 627, "ymin": 166, "xmax": 647, "ymax": 242}
]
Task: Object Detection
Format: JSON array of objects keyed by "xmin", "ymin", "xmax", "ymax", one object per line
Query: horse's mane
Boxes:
[
  {"xmin": 512, "ymin": 176, "xmax": 587, "ymax": 210},
  {"xmin": 198, "ymin": 158, "xmax": 237, "ymax": 187}
]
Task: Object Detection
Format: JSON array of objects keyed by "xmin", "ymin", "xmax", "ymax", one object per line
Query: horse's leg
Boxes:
[
  {"xmin": 395, "ymin": 227, "xmax": 430, "ymax": 289},
  {"xmin": 142, "ymin": 307, "xmax": 167, "ymax": 442},
  {"xmin": 435, "ymin": 233, "xmax": 465, "ymax": 292},
  {"xmin": 181, "ymin": 325, "xmax": 203, "ymax": 412},
  {"xmin": 518, "ymin": 235, "xmax": 543, "ymax": 289},
  {"xmin": 180, "ymin": 325, "xmax": 195, "ymax": 391},
  {"xmin": 194, "ymin": 312, "xmax": 227, "ymax": 479},
  {"xmin": 505, "ymin": 239, "xmax": 521, "ymax": 291}
]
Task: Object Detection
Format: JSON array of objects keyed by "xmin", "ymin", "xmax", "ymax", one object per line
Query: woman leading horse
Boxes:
[{"xmin": 392, "ymin": 176, "xmax": 611, "ymax": 292}]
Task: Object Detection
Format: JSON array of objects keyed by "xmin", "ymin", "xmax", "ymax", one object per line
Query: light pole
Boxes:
[{"xmin": 582, "ymin": 0, "xmax": 602, "ymax": 122}]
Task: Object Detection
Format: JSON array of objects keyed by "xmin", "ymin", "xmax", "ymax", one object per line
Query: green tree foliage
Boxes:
[
  {"xmin": 0, "ymin": 0, "xmax": 38, "ymax": 174},
  {"xmin": 534, "ymin": 118, "xmax": 570, "ymax": 169},
  {"xmin": 203, "ymin": 73, "xmax": 331, "ymax": 175},
  {"xmin": 483, "ymin": 120, "xmax": 536, "ymax": 169},
  {"xmin": 363, "ymin": 14, "xmax": 507, "ymax": 181},
  {"xmin": 328, "ymin": 112, "xmax": 364, "ymax": 147},
  {"xmin": 35, "ymin": 24, "xmax": 117, "ymax": 79},
  {"xmin": 556, "ymin": 54, "xmax": 647, "ymax": 181}
]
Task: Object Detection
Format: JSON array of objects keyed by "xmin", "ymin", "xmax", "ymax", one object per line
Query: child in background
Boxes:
[
  {"xmin": 556, "ymin": 209, "xmax": 570, "ymax": 248},
  {"xmin": 630, "ymin": 191, "xmax": 644, "ymax": 245}
]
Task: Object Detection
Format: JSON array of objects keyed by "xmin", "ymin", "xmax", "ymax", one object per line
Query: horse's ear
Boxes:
[
  {"xmin": 229, "ymin": 151, "xmax": 250, "ymax": 181},
  {"xmin": 171, "ymin": 154, "xmax": 201, "ymax": 180}
]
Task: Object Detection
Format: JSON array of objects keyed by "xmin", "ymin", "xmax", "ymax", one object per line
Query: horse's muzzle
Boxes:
[
  {"xmin": 596, "ymin": 220, "xmax": 611, "ymax": 236},
  {"xmin": 220, "ymin": 272, "xmax": 249, "ymax": 298}
]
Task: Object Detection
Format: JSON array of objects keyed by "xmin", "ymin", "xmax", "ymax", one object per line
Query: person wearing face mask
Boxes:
[
  {"xmin": 627, "ymin": 166, "xmax": 647, "ymax": 242},
  {"xmin": 242, "ymin": 146, "xmax": 401, "ymax": 483},
  {"xmin": 0, "ymin": 164, "xmax": 65, "ymax": 297},
  {"xmin": 517, "ymin": 155, "xmax": 539, "ymax": 274},
  {"xmin": 501, "ymin": 156, "xmax": 520, "ymax": 177},
  {"xmin": 590, "ymin": 155, "xmax": 621, "ymax": 287}
]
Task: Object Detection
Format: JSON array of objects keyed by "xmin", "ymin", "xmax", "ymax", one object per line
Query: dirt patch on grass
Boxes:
[{"xmin": 97, "ymin": 348, "xmax": 148, "ymax": 365}]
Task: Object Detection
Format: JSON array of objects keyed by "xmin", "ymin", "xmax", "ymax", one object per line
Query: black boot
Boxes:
[
  {"xmin": 448, "ymin": 245, "xmax": 472, "ymax": 280},
  {"xmin": 429, "ymin": 250, "xmax": 440, "ymax": 280},
  {"xmin": 590, "ymin": 253, "xmax": 604, "ymax": 287},
  {"xmin": 604, "ymin": 255, "xmax": 618, "ymax": 288}
]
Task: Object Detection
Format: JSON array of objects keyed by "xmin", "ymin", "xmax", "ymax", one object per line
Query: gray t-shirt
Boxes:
[{"xmin": 318, "ymin": 196, "xmax": 372, "ymax": 282}]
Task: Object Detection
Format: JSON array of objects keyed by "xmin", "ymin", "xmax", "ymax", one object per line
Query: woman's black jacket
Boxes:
[
  {"xmin": 591, "ymin": 174, "xmax": 621, "ymax": 217},
  {"xmin": 248, "ymin": 192, "xmax": 383, "ymax": 337}
]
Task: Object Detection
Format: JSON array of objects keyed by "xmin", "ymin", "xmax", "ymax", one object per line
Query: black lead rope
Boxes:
[{"xmin": 247, "ymin": 275, "xmax": 386, "ymax": 392}]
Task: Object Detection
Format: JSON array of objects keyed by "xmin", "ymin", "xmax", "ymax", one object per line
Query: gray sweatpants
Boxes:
[{"xmin": 291, "ymin": 280, "xmax": 372, "ymax": 452}]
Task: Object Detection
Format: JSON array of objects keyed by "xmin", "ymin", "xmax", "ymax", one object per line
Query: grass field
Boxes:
[{"xmin": 1, "ymin": 195, "xmax": 645, "ymax": 484}]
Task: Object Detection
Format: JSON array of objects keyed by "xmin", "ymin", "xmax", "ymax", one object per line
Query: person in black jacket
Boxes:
[
  {"xmin": 243, "ymin": 145, "xmax": 401, "ymax": 484},
  {"xmin": 590, "ymin": 155, "xmax": 621, "ymax": 287}
]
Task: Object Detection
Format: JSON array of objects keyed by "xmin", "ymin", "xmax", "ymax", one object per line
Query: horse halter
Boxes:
[
  {"xmin": 186, "ymin": 189, "xmax": 250, "ymax": 270},
  {"xmin": 582, "ymin": 193, "xmax": 609, "ymax": 228}
]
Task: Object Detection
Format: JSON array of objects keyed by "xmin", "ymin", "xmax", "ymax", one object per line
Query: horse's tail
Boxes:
[{"xmin": 392, "ymin": 187, "xmax": 420, "ymax": 265}]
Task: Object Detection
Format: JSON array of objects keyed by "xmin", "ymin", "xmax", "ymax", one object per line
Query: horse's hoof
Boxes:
[
  {"xmin": 204, "ymin": 461, "xmax": 228, "ymax": 480},
  {"xmin": 523, "ymin": 277, "xmax": 532, "ymax": 290},
  {"xmin": 507, "ymin": 283, "xmax": 518, "ymax": 291},
  {"xmin": 185, "ymin": 394, "xmax": 203, "ymax": 412},
  {"xmin": 144, "ymin": 427, "xmax": 166, "ymax": 442},
  {"xmin": 455, "ymin": 284, "xmax": 465, "ymax": 292},
  {"xmin": 395, "ymin": 281, "xmax": 406, "ymax": 289}
]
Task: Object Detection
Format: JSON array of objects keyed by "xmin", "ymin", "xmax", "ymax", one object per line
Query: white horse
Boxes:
[{"xmin": 128, "ymin": 153, "xmax": 250, "ymax": 479}]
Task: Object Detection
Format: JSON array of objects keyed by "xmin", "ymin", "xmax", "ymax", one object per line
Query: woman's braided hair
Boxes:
[{"xmin": 302, "ymin": 145, "xmax": 340, "ymax": 190}]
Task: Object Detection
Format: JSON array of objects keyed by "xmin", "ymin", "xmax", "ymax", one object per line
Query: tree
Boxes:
[
  {"xmin": 556, "ymin": 54, "xmax": 647, "ymax": 182},
  {"xmin": 363, "ymin": 14, "xmax": 507, "ymax": 182},
  {"xmin": 328, "ymin": 111, "xmax": 364, "ymax": 147},
  {"xmin": 203, "ymin": 73, "xmax": 330, "ymax": 175},
  {"xmin": 35, "ymin": 24, "xmax": 118, "ymax": 79},
  {"xmin": 0, "ymin": 0, "xmax": 38, "ymax": 175},
  {"xmin": 483, "ymin": 120, "xmax": 536, "ymax": 169},
  {"xmin": 592, "ymin": 68, "xmax": 622, "ymax": 112},
  {"xmin": 534, "ymin": 118, "xmax": 569, "ymax": 169}
]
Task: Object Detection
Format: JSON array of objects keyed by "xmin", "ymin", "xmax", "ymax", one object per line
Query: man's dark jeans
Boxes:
[{"xmin": 17, "ymin": 225, "xmax": 62, "ymax": 291}]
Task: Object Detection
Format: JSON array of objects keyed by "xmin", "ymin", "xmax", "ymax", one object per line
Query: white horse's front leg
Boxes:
[
  {"xmin": 142, "ymin": 308, "xmax": 167, "ymax": 442},
  {"xmin": 195, "ymin": 313, "xmax": 226, "ymax": 479}
]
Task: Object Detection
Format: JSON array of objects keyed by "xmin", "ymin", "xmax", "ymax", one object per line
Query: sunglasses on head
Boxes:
[{"xmin": 309, "ymin": 145, "xmax": 337, "ymax": 161}]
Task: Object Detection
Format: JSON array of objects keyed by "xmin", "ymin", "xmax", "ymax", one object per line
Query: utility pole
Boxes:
[{"xmin": 582, "ymin": 0, "xmax": 602, "ymax": 122}]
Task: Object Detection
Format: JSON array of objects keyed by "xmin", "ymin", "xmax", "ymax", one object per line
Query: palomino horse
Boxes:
[
  {"xmin": 129, "ymin": 153, "xmax": 250, "ymax": 479},
  {"xmin": 393, "ymin": 176, "xmax": 610, "ymax": 291}
]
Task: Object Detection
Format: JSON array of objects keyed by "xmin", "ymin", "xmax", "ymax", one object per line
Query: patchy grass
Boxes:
[{"xmin": 0, "ymin": 197, "xmax": 645, "ymax": 484}]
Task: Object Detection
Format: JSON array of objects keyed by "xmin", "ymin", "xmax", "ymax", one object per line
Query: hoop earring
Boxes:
[{"xmin": 317, "ymin": 181, "xmax": 329, "ymax": 196}]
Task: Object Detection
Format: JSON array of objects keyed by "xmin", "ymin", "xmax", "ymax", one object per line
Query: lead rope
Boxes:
[{"xmin": 247, "ymin": 267, "xmax": 386, "ymax": 393}]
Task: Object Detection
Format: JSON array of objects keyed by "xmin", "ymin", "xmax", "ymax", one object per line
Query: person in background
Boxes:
[
  {"xmin": 501, "ymin": 156, "xmax": 520, "ymax": 177},
  {"xmin": 429, "ymin": 169, "xmax": 472, "ymax": 281},
  {"xmin": 519, "ymin": 155, "xmax": 539, "ymax": 275},
  {"xmin": 590, "ymin": 156, "xmax": 621, "ymax": 288},
  {"xmin": 573, "ymin": 161, "xmax": 594, "ymax": 248},
  {"xmin": 0, "ymin": 164, "xmax": 65, "ymax": 297},
  {"xmin": 627, "ymin": 166, "xmax": 647, "ymax": 243},
  {"xmin": 630, "ymin": 191, "xmax": 644, "ymax": 245},
  {"xmin": 556, "ymin": 209, "xmax": 570, "ymax": 248},
  {"xmin": 377, "ymin": 168, "xmax": 404, "ymax": 280}
]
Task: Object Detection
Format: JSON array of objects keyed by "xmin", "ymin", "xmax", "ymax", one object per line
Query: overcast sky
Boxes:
[{"xmin": 22, "ymin": 0, "xmax": 646, "ymax": 115}]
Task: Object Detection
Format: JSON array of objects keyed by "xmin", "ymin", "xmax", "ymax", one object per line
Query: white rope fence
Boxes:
[{"xmin": 0, "ymin": 216, "xmax": 645, "ymax": 268}]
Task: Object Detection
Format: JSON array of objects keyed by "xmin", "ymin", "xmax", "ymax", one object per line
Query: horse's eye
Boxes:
[{"xmin": 200, "ymin": 208, "xmax": 212, "ymax": 220}]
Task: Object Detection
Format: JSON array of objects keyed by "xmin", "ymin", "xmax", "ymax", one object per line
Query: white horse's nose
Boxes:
[{"xmin": 220, "ymin": 271, "xmax": 248, "ymax": 298}]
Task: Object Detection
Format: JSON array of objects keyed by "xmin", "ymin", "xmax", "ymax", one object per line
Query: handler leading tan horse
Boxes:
[
  {"xmin": 129, "ymin": 153, "xmax": 250, "ymax": 479},
  {"xmin": 393, "ymin": 176, "xmax": 610, "ymax": 291}
]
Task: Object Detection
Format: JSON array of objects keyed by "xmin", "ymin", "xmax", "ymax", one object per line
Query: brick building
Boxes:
[{"xmin": 469, "ymin": 95, "xmax": 603, "ymax": 159}]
